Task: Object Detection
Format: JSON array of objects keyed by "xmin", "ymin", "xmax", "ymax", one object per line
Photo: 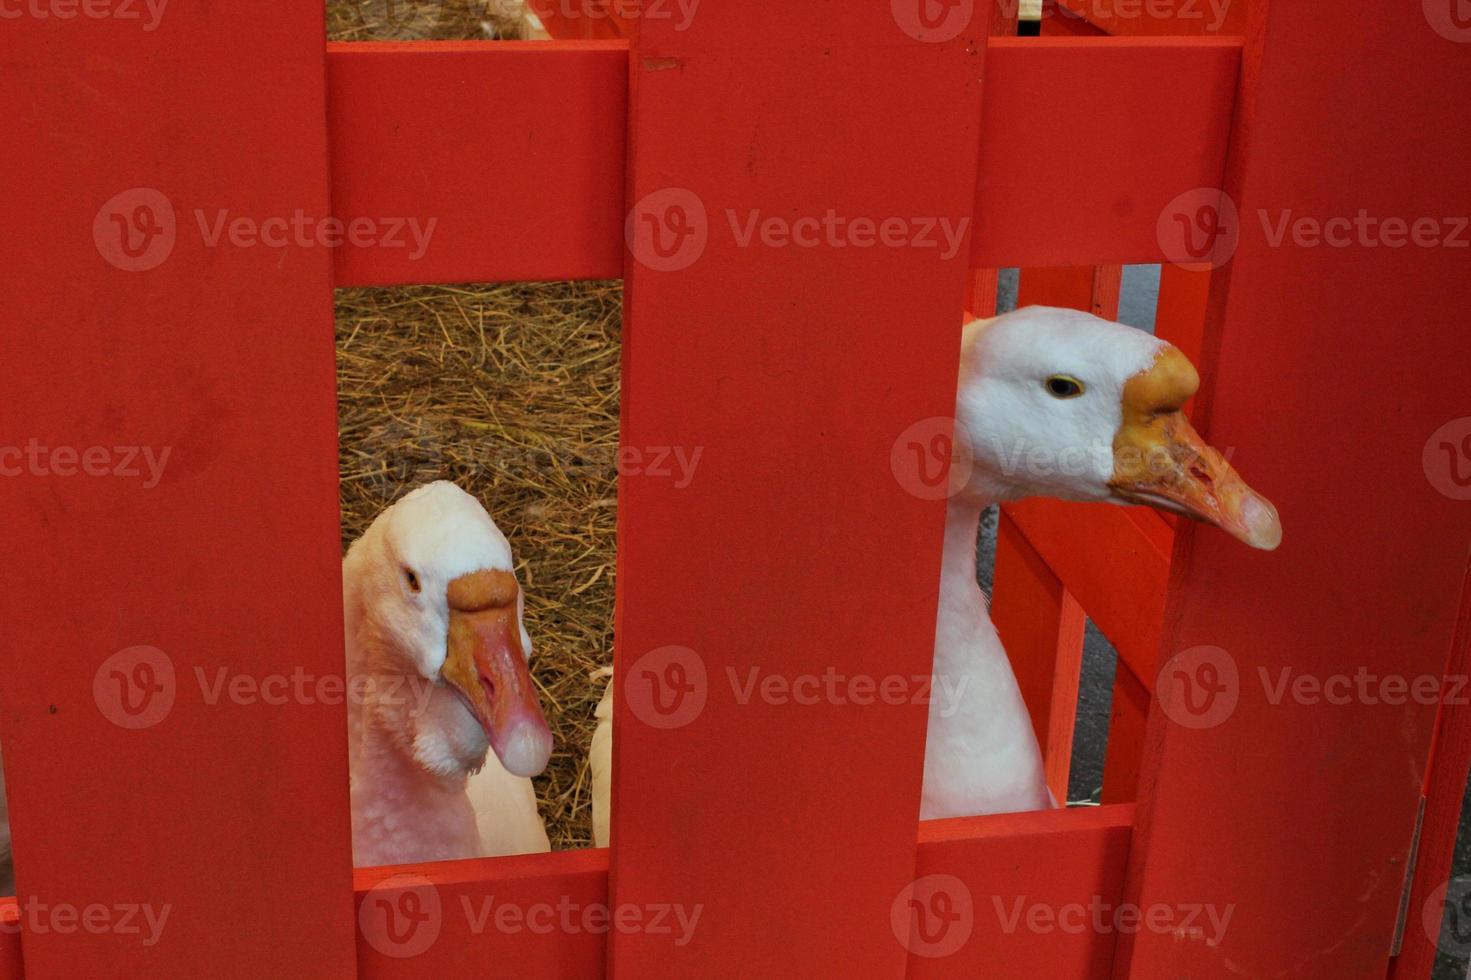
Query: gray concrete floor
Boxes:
[{"xmin": 991, "ymin": 268, "xmax": 1469, "ymax": 977}]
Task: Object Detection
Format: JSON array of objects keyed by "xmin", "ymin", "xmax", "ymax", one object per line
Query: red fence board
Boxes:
[
  {"xmin": 326, "ymin": 37, "xmax": 1241, "ymax": 287},
  {"xmin": 911, "ymin": 805, "xmax": 1134, "ymax": 978},
  {"xmin": 326, "ymin": 41, "xmax": 629, "ymax": 286},
  {"xmin": 609, "ymin": 6, "xmax": 989, "ymax": 975},
  {"xmin": 351, "ymin": 806, "xmax": 1136, "ymax": 977},
  {"xmin": 973, "ymin": 37, "xmax": 1240, "ymax": 269},
  {"xmin": 1052, "ymin": 0, "xmax": 1248, "ymax": 36},
  {"xmin": 993, "ymin": 511, "xmax": 1087, "ymax": 803},
  {"xmin": 0, "ymin": 7, "xmax": 355, "ymax": 978},
  {"xmin": 355, "ymin": 849, "xmax": 609, "ymax": 977},
  {"xmin": 1117, "ymin": 2, "xmax": 1471, "ymax": 976}
]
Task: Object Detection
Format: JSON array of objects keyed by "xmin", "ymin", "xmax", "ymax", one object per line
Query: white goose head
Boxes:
[
  {"xmin": 954, "ymin": 306, "xmax": 1281, "ymax": 550},
  {"xmin": 347, "ymin": 481, "xmax": 553, "ymax": 778}
]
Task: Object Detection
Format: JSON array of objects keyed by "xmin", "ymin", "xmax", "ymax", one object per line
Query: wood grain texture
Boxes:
[
  {"xmin": 1117, "ymin": 1, "xmax": 1471, "ymax": 975},
  {"xmin": 0, "ymin": 7, "xmax": 355, "ymax": 977}
]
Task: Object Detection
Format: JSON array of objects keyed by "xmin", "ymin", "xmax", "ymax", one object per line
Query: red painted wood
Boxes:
[
  {"xmin": 975, "ymin": 38, "xmax": 1239, "ymax": 269},
  {"xmin": 1117, "ymin": 1, "xmax": 1471, "ymax": 974},
  {"xmin": 322, "ymin": 39, "xmax": 1238, "ymax": 286},
  {"xmin": 1102, "ymin": 667, "xmax": 1150, "ymax": 805},
  {"xmin": 351, "ymin": 807, "xmax": 1135, "ymax": 977},
  {"xmin": 610, "ymin": 7, "xmax": 989, "ymax": 975},
  {"xmin": 1153, "ymin": 262, "xmax": 1212, "ymax": 369},
  {"xmin": 355, "ymin": 849, "xmax": 609, "ymax": 976},
  {"xmin": 1053, "ymin": 0, "xmax": 1247, "ymax": 36},
  {"xmin": 910, "ymin": 805, "xmax": 1135, "ymax": 978},
  {"xmin": 326, "ymin": 41, "xmax": 628, "ymax": 286},
  {"xmin": 528, "ymin": 0, "xmax": 630, "ymax": 39},
  {"xmin": 966, "ymin": 269, "xmax": 1001, "ymax": 321},
  {"xmin": 993, "ymin": 511, "xmax": 1087, "ymax": 803},
  {"xmin": 1017, "ymin": 265, "xmax": 1095, "ymax": 312},
  {"xmin": 1006, "ymin": 498, "xmax": 1172, "ymax": 691},
  {"xmin": 0, "ymin": 5, "xmax": 355, "ymax": 977},
  {"xmin": 1040, "ymin": 0, "xmax": 1110, "ymax": 37},
  {"xmin": 1016, "ymin": 265, "xmax": 1122, "ymax": 319},
  {"xmin": 1392, "ymin": 557, "xmax": 1471, "ymax": 979},
  {"xmin": 0, "ymin": 900, "xmax": 19, "ymax": 980}
]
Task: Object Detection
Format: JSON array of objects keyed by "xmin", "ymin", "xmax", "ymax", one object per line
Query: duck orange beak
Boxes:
[
  {"xmin": 1108, "ymin": 346, "xmax": 1282, "ymax": 551},
  {"xmin": 440, "ymin": 569, "xmax": 553, "ymax": 777}
]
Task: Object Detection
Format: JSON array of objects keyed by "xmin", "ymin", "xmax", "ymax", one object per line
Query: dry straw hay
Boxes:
[
  {"xmin": 327, "ymin": 0, "xmax": 538, "ymax": 40},
  {"xmin": 328, "ymin": 0, "xmax": 615, "ymax": 854}
]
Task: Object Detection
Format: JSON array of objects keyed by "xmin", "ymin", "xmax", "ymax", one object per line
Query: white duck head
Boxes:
[
  {"xmin": 952, "ymin": 306, "xmax": 1281, "ymax": 550},
  {"xmin": 345, "ymin": 481, "xmax": 553, "ymax": 779}
]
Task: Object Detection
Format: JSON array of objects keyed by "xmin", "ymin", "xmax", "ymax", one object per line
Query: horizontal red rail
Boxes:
[
  {"xmin": 326, "ymin": 37, "xmax": 1239, "ymax": 286},
  {"xmin": 326, "ymin": 41, "xmax": 629, "ymax": 287},
  {"xmin": 348, "ymin": 805, "xmax": 1132, "ymax": 975}
]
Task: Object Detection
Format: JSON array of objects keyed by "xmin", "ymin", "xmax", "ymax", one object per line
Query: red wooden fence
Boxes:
[{"xmin": 2, "ymin": 1, "xmax": 1469, "ymax": 977}]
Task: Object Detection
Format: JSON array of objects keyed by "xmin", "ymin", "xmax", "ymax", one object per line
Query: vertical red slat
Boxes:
[
  {"xmin": 0, "ymin": 9, "xmax": 354, "ymax": 977},
  {"xmin": 1117, "ymin": 1, "xmax": 1471, "ymax": 975},
  {"xmin": 1153, "ymin": 262, "xmax": 1211, "ymax": 366},
  {"xmin": 1101, "ymin": 669, "xmax": 1150, "ymax": 804},
  {"xmin": 992, "ymin": 511, "xmax": 1087, "ymax": 803},
  {"xmin": 1016, "ymin": 264, "xmax": 1122, "ymax": 319},
  {"xmin": 966, "ymin": 268, "xmax": 1001, "ymax": 321},
  {"xmin": 1392, "ymin": 558, "xmax": 1471, "ymax": 978},
  {"xmin": 611, "ymin": 3, "xmax": 989, "ymax": 974}
]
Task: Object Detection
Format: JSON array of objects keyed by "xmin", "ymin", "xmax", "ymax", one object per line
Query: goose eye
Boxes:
[
  {"xmin": 1045, "ymin": 375, "xmax": 1085, "ymax": 399},
  {"xmin": 404, "ymin": 568, "xmax": 421, "ymax": 594}
]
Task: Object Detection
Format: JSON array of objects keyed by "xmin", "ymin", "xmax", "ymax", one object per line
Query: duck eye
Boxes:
[
  {"xmin": 404, "ymin": 568, "xmax": 421, "ymax": 594},
  {"xmin": 1045, "ymin": 375, "xmax": 1085, "ymax": 399}
]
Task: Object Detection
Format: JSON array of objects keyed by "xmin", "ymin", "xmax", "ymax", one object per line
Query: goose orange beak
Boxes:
[
  {"xmin": 440, "ymin": 569, "xmax": 553, "ymax": 777},
  {"xmin": 1108, "ymin": 346, "xmax": 1282, "ymax": 551}
]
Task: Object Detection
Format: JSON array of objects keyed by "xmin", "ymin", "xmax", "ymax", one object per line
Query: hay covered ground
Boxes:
[{"xmin": 328, "ymin": 0, "xmax": 613, "ymax": 850}]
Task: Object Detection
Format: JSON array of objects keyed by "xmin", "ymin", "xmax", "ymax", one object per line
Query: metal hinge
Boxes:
[{"xmin": 1392, "ymin": 794, "xmax": 1428, "ymax": 957}]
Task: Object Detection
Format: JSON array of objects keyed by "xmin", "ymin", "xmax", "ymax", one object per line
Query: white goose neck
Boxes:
[{"xmin": 940, "ymin": 495, "xmax": 990, "ymax": 603}]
